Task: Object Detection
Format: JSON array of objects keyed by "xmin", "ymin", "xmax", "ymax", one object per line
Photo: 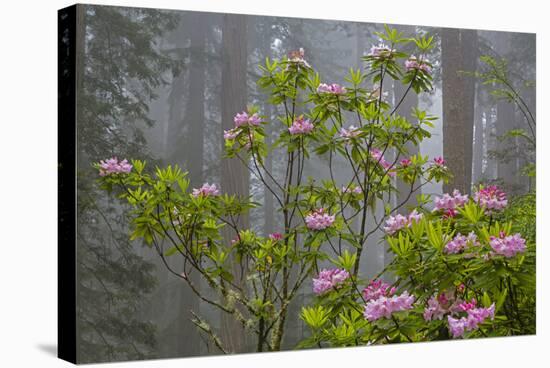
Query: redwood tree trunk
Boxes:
[
  {"xmin": 441, "ymin": 28, "xmax": 478, "ymax": 194},
  {"xmin": 220, "ymin": 13, "xmax": 248, "ymax": 354}
]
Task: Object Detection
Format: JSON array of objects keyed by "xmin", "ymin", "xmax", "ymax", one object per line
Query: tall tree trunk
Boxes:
[
  {"xmin": 220, "ymin": 13, "xmax": 248, "ymax": 354},
  {"xmin": 176, "ymin": 13, "xmax": 208, "ymax": 357},
  {"xmin": 472, "ymin": 104, "xmax": 484, "ymax": 184},
  {"xmin": 496, "ymin": 99, "xmax": 517, "ymax": 189},
  {"xmin": 441, "ymin": 28, "xmax": 478, "ymax": 194}
]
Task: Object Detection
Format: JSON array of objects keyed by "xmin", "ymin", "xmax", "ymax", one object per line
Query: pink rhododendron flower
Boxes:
[
  {"xmin": 368, "ymin": 43, "xmax": 396, "ymax": 58},
  {"xmin": 370, "ymin": 148, "xmax": 396, "ymax": 176},
  {"xmin": 288, "ymin": 116, "xmax": 314, "ymax": 135},
  {"xmin": 98, "ymin": 157, "xmax": 133, "ymax": 176},
  {"xmin": 342, "ymin": 185, "xmax": 362, "ymax": 194},
  {"xmin": 489, "ymin": 233, "xmax": 526, "ymax": 258},
  {"xmin": 362, "ymin": 279, "xmax": 396, "ymax": 302},
  {"xmin": 312, "ymin": 268, "xmax": 350, "ymax": 295},
  {"xmin": 423, "ymin": 290, "xmax": 465, "ymax": 321},
  {"xmin": 305, "ymin": 208, "xmax": 335, "ymax": 230},
  {"xmin": 433, "ymin": 156, "xmax": 446, "ymax": 167},
  {"xmin": 424, "ymin": 296, "xmax": 449, "ymax": 321},
  {"xmin": 400, "ymin": 158, "xmax": 412, "ymax": 167},
  {"xmin": 363, "ymin": 291, "xmax": 415, "ymax": 321},
  {"xmin": 269, "ymin": 232, "xmax": 283, "ymax": 241},
  {"xmin": 317, "ymin": 83, "xmax": 346, "ymax": 95},
  {"xmin": 474, "ymin": 186, "xmax": 508, "ymax": 212},
  {"xmin": 434, "ymin": 190, "xmax": 468, "ymax": 214},
  {"xmin": 339, "ymin": 125, "xmax": 361, "ymax": 140},
  {"xmin": 444, "ymin": 232, "xmax": 479, "ymax": 254},
  {"xmin": 192, "ymin": 183, "xmax": 220, "ymax": 198},
  {"xmin": 404, "ymin": 55, "xmax": 432, "ymax": 73},
  {"xmin": 407, "ymin": 209, "xmax": 423, "ymax": 224},
  {"xmin": 383, "ymin": 210, "xmax": 424, "ymax": 235},
  {"xmin": 383, "ymin": 214, "xmax": 408, "ymax": 235},
  {"xmin": 447, "ymin": 304, "xmax": 495, "ymax": 338},
  {"xmin": 233, "ymin": 111, "xmax": 261, "ymax": 127}
]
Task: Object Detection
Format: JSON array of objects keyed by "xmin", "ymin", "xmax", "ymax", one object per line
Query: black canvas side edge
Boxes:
[{"xmin": 58, "ymin": 4, "xmax": 77, "ymax": 364}]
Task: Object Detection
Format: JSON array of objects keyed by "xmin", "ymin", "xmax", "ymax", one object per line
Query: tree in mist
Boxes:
[
  {"xmin": 75, "ymin": 5, "xmax": 178, "ymax": 363},
  {"xmin": 219, "ymin": 13, "xmax": 250, "ymax": 353},
  {"xmin": 441, "ymin": 28, "xmax": 478, "ymax": 195}
]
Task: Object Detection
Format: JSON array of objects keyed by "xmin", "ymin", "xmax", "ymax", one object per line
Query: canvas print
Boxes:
[{"xmin": 58, "ymin": 4, "xmax": 536, "ymax": 364}]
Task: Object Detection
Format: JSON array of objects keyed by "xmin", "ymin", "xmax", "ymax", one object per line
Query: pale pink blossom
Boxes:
[
  {"xmin": 362, "ymin": 279, "xmax": 396, "ymax": 302},
  {"xmin": 192, "ymin": 183, "xmax": 220, "ymax": 198},
  {"xmin": 489, "ymin": 233, "xmax": 526, "ymax": 258},
  {"xmin": 370, "ymin": 148, "xmax": 396, "ymax": 176},
  {"xmin": 305, "ymin": 208, "xmax": 335, "ymax": 230},
  {"xmin": 434, "ymin": 190, "xmax": 468, "ymax": 214},
  {"xmin": 405, "ymin": 55, "xmax": 432, "ymax": 73},
  {"xmin": 342, "ymin": 185, "xmax": 362, "ymax": 194},
  {"xmin": 288, "ymin": 116, "xmax": 314, "ymax": 135},
  {"xmin": 423, "ymin": 291, "xmax": 464, "ymax": 322},
  {"xmin": 233, "ymin": 111, "xmax": 261, "ymax": 127},
  {"xmin": 447, "ymin": 304, "xmax": 495, "ymax": 338},
  {"xmin": 312, "ymin": 268, "xmax": 350, "ymax": 295},
  {"xmin": 444, "ymin": 232, "xmax": 480, "ymax": 254},
  {"xmin": 383, "ymin": 210, "xmax": 424, "ymax": 235},
  {"xmin": 317, "ymin": 83, "xmax": 346, "ymax": 95},
  {"xmin": 363, "ymin": 291, "xmax": 415, "ymax": 321},
  {"xmin": 474, "ymin": 186, "xmax": 508, "ymax": 212},
  {"xmin": 368, "ymin": 43, "xmax": 396, "ymax": 58},
  {"xmin": 98, "ymin": 157, "xmax": 133, "ymax": 176}
]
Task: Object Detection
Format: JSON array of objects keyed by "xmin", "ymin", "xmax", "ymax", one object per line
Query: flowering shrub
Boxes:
[
  {"xmin": 299, "ymin": 185, "xmax": 534, "ymax": 346},
  {"xmin": 95, "ymin": 26, "xmax": 534, "ymax": 352}
]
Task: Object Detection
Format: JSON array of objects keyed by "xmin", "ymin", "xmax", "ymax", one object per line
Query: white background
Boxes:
[{"xmin": 0, "ymin": 0, "xmax": 547, "ymax": 367}]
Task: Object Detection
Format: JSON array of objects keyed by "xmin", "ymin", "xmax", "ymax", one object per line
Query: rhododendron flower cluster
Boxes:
[
  {"xmin": 342, "ymin": 185, "xmax": 362, "ymax": 194},
  {"xmin": 383, "ymin": 209, "xmax": 423, "ymax": 235},
  {"xmin": 368, "ymin": 43, "xmax": 396, "ymax": 58},
  {"xmin": 404, "ymin": 55, "xmax": 432, "ymax": 73},
  {"xmin": 363, "ymin": 291, "xmax": 415, "ymax": 321},
  {"xmin": 370, "ymin": 148, "xmax": 395, "ymax": 176},
  {"xmin": 447, "ymin": 303, "xmax": 495, "ymax": 338},
  {"xmin": 288, "ymin": 116, "xmax": 314, "ymax": 135},
  {"xmin": 433, "ymin": 189, "xmax": 468, "ymax": 218},
  {"xmin": 233, "ymin": 111, "xmax": 262, "ymax": 127},
  {"xmin": 400, "ymin": 158, "xmax": 412, "ymax": 167},
  {"xmin": 362, "ymin": 279, "xmax": 396, "ymax": 302},
  {"xmin": 423, "ymin": 291, "xmax": 466, "ymax": 321},
  {"xmin": 424, "ymin": 296, "xmax": 448, "ymax": 321},
  {"xmin": 474, "ymin": 185, "xmax": 508, "ymax": 212},
  {"xmin": 433, "ymin": 156, "xmax": 446, "ymax": 167},
  {"xmin": 489, "ymin": 233, "xmax": 526, "ymax": 258},
  {"xmin": 444, "ymin": 232, "xmax": 479, "ymax": 254},
  {"xmin": 269, "ymin": 232, "xmax": 283, "ymax": 241},
  {"xmin": 312, "ymin": 268, "xmax": 350, "ymax": 295},
  {"xmin": 339, "ymin": 125, "xmax": 361, "ymax": 140},
  {"xmin": 317, "ymin": 83, "xmax": 346, "ymax": 95},
  {"xmin": 192, "ymin": 183, "xmax": 220, "ymax": 198},
  {"xmin": 98, "ymin": 157, "xmax": 132, "ymax": 176},
  {"xmin": 305, "ymin": 208, "xmax": 335, "ymax": 230}
]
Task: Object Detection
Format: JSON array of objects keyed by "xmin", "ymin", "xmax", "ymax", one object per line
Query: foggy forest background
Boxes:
[{"xmin": 71, "ymin": 5, "xmax": 535, "ymax": 363}]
